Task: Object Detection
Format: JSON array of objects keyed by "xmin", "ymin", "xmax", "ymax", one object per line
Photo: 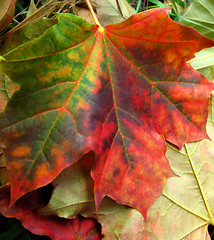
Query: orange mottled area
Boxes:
[{"xmin": 11, "ymin": 146, "xmax": 31, "ymax": 158}]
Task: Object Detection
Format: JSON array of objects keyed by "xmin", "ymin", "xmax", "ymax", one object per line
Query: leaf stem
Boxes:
[
  {"xmin": 136, "ymin": 0, "xmax": 142, "ymax": 13},
  {"xmin": 85, "ymin": 0, "xmax": 101, "ymax": 26}
]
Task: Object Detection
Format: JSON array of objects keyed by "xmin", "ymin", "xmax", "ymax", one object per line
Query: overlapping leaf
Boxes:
[
  {"xmin": 40, "ymin": 151, "xmax": 95, "ymax": 218},
  {"xmin": 96, "ymin": 0, "xmax": 135, "ymax": 26},
  {"xmin": 73, "ymin": 0, "xmax": 135, "ymax": 26},
  {"xmin": 39, "ymin": 152, "xmax": 145, "ymax": 239},
  {"xmin": 0, "ymin": 73, "xmax": 18, "ymax": 112},
  {"xmin": 0, "ymin": 7, "xmax": 213, "ymax": 218},
  {"xmin": 39, "ymin": 93, "xmax": 214, "ymax": 239},
  {"xmin": 0, "ymin": 185, "xmax": 103, "ymax": 240},
  {"xmin": 0, "ymin": 0, "xmax": 16, "ymax": 32},
  {"xmin": 180, "ymin": 0, "xmax": 214, "ymax": 40},
  {"xmin": 0, "ymin": 3, "xmax": 57, "ymax": 55},
  {"xmin": 188, "ymin": 46, "xmax": 214, "ymax": 81},
  {"xmin": 143, "ymin": 91, "xmax": 214, "ymax": 240}
]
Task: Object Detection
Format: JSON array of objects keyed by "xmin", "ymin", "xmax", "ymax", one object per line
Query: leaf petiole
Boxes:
[{"xmin": 85, "ymin": 0, "xmax": 101, "ymax": 27}]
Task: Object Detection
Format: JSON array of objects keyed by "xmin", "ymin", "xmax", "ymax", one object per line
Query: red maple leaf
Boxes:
[{"xmin": 0, "ymin": 7, "xmax": 213, "ymax": 218}]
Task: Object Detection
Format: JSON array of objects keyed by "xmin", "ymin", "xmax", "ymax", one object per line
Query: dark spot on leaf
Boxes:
[
  {"xmin": 113, "ymin": 168, "xmax": 120, "ymax": 177},
  {"xmin": 101, "ymin": 138, "xmax": 109, "ymax": 151}
]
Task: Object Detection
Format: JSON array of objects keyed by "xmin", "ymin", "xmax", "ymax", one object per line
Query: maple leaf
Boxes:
[
  {"xmin": 39, "ymin": 92, "xmax": 214, "ymax": 239},
  {"xmin": 142, "ymin": 92, "xmax": 214, "ymax": 240},
  {"xmin": 188, "ymin": 46, "xmax": 214, "ymax": 81},
  {"xmin": 0, "ymin": 16, "xmax": 56, "ymax": 56},
  {"xmin": 0, "ymin": 7, "xmax": 213, "ymax": 218},
  {"xmin": 40, "ymin": 151, "xmax": 96, "ymax": 218},
  {"xmin": 0, "ymin": 185, "xmax": 103, "ymax": 240},
  {"xmin": 40, "ymin": 152, "xmax": 145, "ymax": 239}
]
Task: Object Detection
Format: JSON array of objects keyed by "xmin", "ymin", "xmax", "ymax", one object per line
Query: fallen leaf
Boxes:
[
  {"xmin": 89, "ymin": 198, "xmax": 144, "ymax": 240},
  {"xmin": 0, "ymin": 73, "xmax": 18, "ymax": 185},
  {"xmin": 96, "ymin": 0, "xmax": 135, "ymax": 26},
  {"xmin": 40, "ymin": 153, "xmax": 145, "ymax": 239},
  {"xmin": 0, "ymin": 185, "xmax": 103, "ymax": 240},
  {"xmin": 0, "ymin": 0, "xmax": 17, "ymax": 32},
  {"xmin": 142, "ymin": 92, "xmax": 214, "ymax": 239},
  {"xmin": 73, "ymin": 5, "xmax": 97, "ymax": 24},
  {"xmin": 0, "ymin": 15, "xmax": 56, "ymax": 56},
  {"xmin": 40, "ymin": 91, "xmax": 214, "ymax": 239},
  {"xmin": 188, "ymin": 47, "xmax": 214, "ymax": 71},
  {"xmin": 0, "ymin": 0, "xmax": 67, "ymax": 44},
  {"xmin": 0, "ymin": 0, "xmax": 55, "ymax": 110},
  {"xmin": 180, "ymin": 0, "xmax": 214, "ymax": 40},
  {"xmin": 40, "ymin": 151, "xmax": 96, "ymax": 218},
  {"xmin": 0, "ymin": 8, "xmax": 213, "ymax": 218},
  {"xmin": 188, "ymin": 46, "xmax": 214, "ymax": 81}
]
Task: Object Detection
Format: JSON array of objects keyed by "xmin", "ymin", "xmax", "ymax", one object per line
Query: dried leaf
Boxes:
[
  {"xmin": 40, "ymin": 151, "xmax": 95, "ymax": 218},
  {"xmin": 96, "ymin": 0, "xmax": 135, "ymax": 26},
  {"xmin": 73, "ymin": 6, "xmax": 97, "ymax": 24},
  {"xmin": 90, "ymin": 198, "xmax": 144, "ymax": 240},
  {"xmin": 40, "ymin": 154, "xmax": 145, "ymax": 239},
  {"xmin": 0, "ymin": 0, "xmax": 16, "ymax": 32}
]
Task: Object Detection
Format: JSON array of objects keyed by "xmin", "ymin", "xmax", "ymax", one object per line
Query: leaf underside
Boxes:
[{"xmin": 0, "ymin": 7, "xmax": 213, "ymax": 218}]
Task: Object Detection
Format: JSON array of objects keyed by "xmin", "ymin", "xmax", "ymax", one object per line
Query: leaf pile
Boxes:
[
  {"xmin": 38, "ymin": 92, "xmax": 214, "ymax": 239},
  {"xmin": 0, "ymin": 2, "xmax": 214, "ymax": 239}
]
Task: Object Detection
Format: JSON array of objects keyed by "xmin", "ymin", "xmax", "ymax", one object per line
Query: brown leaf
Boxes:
[{"xmin": 0, "ymin": 0, "xmax": 16, "ymax": 32}]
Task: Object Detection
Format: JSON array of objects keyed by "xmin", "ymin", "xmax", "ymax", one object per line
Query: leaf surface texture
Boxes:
[{"xmin": 0, "ymin": 8, "xmax": 213, "ymax": 217}]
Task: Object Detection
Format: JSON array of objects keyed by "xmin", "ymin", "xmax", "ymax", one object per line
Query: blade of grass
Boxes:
[
  {"xmin": 170, "ymin": 0, "xmax": 178, "ymax": 13},
  {"xmin": 136, "ymin": 0, "xmax": 142, "ymax": 13},
  {"xmin": 181, "ymin": 18, "xmax": 214, "ymax": 34},
  {"xmin": 173, "ymin": 0, "xmax": 181, "ymax": 22},
  {"xmin": 16, "ymin": 1, "xmax": 25, "ymax": 12},
  {"xmin": 148, "ymin": 0, "xmax": 165, "ymax": 7}
]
